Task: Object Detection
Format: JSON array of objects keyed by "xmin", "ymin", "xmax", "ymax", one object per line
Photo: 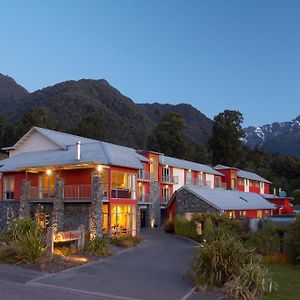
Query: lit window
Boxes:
[{"xmin": 3, "ymin": 176, "xmax": 14, "ymax": 200}]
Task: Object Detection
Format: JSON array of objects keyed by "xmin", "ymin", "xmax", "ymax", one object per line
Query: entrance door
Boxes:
[{"xmin": 140, "ymin": 210, "xmax": 146, "ymax": 228}]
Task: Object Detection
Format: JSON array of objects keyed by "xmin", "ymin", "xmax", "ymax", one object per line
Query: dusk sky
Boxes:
[{"xmin": 1, "ymin": 0, "xmax": 299, "ymax": 127}]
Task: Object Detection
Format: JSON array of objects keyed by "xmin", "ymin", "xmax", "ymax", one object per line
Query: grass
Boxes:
[{"xmin": 264, "ymin": 264, "xmax": 300, "ymax": 300}]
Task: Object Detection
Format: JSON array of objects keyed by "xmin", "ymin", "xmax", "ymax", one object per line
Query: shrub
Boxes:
[
  {"xmin": 111, "ymin": 235, "xmax": 142, "ymax": 248},
  {"xmin": 223, "ymin": 262, "xmax": 278, "ymax": 299},
  {"xmin": 84, "ymin": 237, "xmax": 112, "ymax": 256},
  {"xmin": 190, "ymin": 230, "xmax": 254, "ymax": 288},
  {"xmin": 9, "ymin": 227, "xmax": 46, "ymax": 264},
  {"xmin": 202, "ymin": 217, "xmax": 214, "ymax": 241},
  {"xmin": 163, "ymin": 219, "xmax": 175, "ymax": 234},
  {"xmin": 285, "ymin": 215, "xmax": 300, "ymax": 263},
  {"xmin": 1, "ymin": 218, "xmax": 46, "ymax": 264},
  {"xmin": 173, "ymin": 215, "xmax": 197, "ymax": 239}
]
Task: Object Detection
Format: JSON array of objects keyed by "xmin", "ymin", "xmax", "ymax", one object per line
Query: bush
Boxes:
[
  {"xmin": 84, "ymin": 237, "xmax": 112, "ymax": 256},
  {"xmin": 285, "ymin": 216, "xmax": 300, "ymax": 263},
  {"xmin": 163, "ymin": 219, "xmax": 175, "ymax": 234},
  {"xmin": 1, "ymin": 218, "xmax": 46, "ymax": 264},
  {"xmin": 202, "ymin": 217, "xmax": 214, "ymax": 241},
  {"xmin": 223, "ymin": 262, "xmax": 278, "ymax": 299},
  {"xmin": 173, "ymin": 215, "xmax": 197, "ymax": 239},
  {"xmin": 110, "ymin": 235, "xmax": 142, "ymax": 248},
  {"xmin": 9, "ymin": 228, "xmax": 46, "ymax": 264},
  {"xmin": 190, "ymin": 230, "xmax": 254, "ymax": 288}
]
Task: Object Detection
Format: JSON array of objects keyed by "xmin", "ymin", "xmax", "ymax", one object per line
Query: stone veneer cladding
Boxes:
[
  {"xmin": 0, "ymin": 201, "xmax": 20, "ymax": 229},
  {"xmin": 149, "ymin": 181, "xmax": 161, "ymax": 226},
  {"xmin": 175, "ymin": 188, "xmax": 220, "ymax": 216},
  {"xmin": 64, "ymin": 203, "xmax": 90, "ymax": 231},
  {"xmin": 52, "ymin": 178, "xmax": 64, "ymax": 231},
  {"xmin": 19, "ymin": 180, "xmax": 31, "ymax": 219}
]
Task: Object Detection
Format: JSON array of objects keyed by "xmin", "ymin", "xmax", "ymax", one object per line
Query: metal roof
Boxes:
[
  {"xmin": 160, "ymin": 155, "xmax": 224, "ymax": 176},
  {"xmin": 214, "ymin": 164, "xmax": 271, "ymax": 184},
  {"xmin": 182, "ymin": 186, "xmax": 275, "ymax": 211},
  {"xmin": 237, "ymin": 170, "xmax": 271, "ymax": 184},
  {"xmin": 0, "ymin": 142, "xmax": 146, "ymax": 172}
]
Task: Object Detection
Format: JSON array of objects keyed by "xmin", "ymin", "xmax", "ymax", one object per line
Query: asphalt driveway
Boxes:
[
  {"xmin": 29, "ymin": 229, "xmax": 198, "ymax": 300},
  {"xmin": 0, "ymin": 229, "xmax": 222, "ymax": 300}
]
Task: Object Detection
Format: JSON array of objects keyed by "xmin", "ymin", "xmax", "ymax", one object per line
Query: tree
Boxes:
[
  {"xmin": 76, "ymin": 115, "xmax": 105, "ymax": 141},
  {"xmin": 147, "ymin": 112, "xmax": 188, "ymax": 159},
  {"xmin": 209, "ymin": 110, "xmax": 245, "ymax": 166}
]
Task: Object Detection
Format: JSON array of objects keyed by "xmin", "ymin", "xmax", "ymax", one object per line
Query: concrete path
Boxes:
[{"xmin": 0, "ymin": 229, "xmax": 222, "ymax": 300}]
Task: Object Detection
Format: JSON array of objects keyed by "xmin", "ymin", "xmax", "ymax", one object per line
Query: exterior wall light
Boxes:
[
  {"xmin": 97, "ymin": 165, "xmax": 103, "ymax": 172},
  {"xmin": 46, "ymin": 169, "xmax": 52, "ymax": 176},
  {"xmin": 150, "ymin": 219, "xmax": 155, "ymax": 228}
]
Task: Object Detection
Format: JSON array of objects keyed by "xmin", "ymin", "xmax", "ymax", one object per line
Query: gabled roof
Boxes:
[
  {"xmin": 237, "ymin": 170, "xmax": 271, "ymax": 184},
  {"xmin": 214, "ymin": 164, "xmax": 271, "ymax": 184},
  {"xmin": 3, "ymin": 127, "xmax": 97, "ymax": 151},
  {"xmin": 176, "ymin": 186, "xmax": 275, "ymax": 211},
  {"xmin": 0, "ymin": 141, "xmax": 147, "ymax": 172},
  {"xmin": 160, "ymin": 155, "xmax": 224, "ymax": 176}
]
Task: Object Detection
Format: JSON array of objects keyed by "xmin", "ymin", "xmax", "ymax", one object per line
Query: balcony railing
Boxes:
[
  {"xmin": 185, "ymin": 178, "xmax": 212, "ymax": 188},
  {"xmin": 64, "ymin": 185, "xmax": 92, "ymax": 200},
  {"xmin": 215, "ymin": 182, "xmax": 227, "ymax": 189},
  {"xmin": 161, "ymin": 175, "xmax": 179, "ymax": 184},
  {"xmin": 137, "ymin": 194, "xmax": 150, "ymax": 204},
  {"xmin": 30, "ymin": 186, "xmax": 55, "ymax": 200},
  {"xmin": 160, "ymin": 195, "xmax": 171, "ymax": 205},
  {"xmin": 137, "ymin": 170, "xmax": 151, "ymax": 181}
]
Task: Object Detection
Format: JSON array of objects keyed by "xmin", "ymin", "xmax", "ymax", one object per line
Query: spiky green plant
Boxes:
[{"xmin": 84, "ymin": 237, "xmax": 112, "ymax": 256}]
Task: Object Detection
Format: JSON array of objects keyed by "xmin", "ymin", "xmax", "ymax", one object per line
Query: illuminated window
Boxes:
[
  {"xmin": 161, "ymin": 186, "xmax": 171, "ymax": 203},
  {"xmin": 257, "ymin": 210, "xmax": 262, "ymax": 218},
  {"xmin": 102, "ymin": 204, "xmax": 109, "ymax": 234},
  {"xmin": 111, "ymin": 171, "xmax": 136, "ymax": 199},
  {"xmin": 38, "ymin": 172, "xmax": 57, "ymax": 198},
  {"xmin": 111, "ymin": 205, "xmax": 136, "ymax": 236},
  {"xmin": 3, "ymin": 176, "xmax": 14, "ymax": 200}
]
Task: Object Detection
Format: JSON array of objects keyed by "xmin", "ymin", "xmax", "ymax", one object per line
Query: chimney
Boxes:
[{"xmin": 76, "ymin": 141, "xmax": 81, "ymax": 160}]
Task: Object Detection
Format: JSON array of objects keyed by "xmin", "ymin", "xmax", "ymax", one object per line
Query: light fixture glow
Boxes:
[
  {"xmin": 97, "ymin": 165, "xmax": 103, "ymax": 172},
  {"xmin": 46, "ymin": 169, "xmax": 52, "ymax": 175}
]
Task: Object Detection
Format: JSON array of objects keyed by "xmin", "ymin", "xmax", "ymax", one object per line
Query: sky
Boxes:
[{"xmin": 0, "ymin": 0, "xmax": 300, "ymax": 127}]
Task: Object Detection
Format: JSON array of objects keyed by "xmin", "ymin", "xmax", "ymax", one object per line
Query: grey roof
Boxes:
[
  {"xmin": 262, "ymin": 194, "xmax": 293, "ymax": 200},
  {"xmin": 180, "ymin": 186, "xmax": 275, "ymax": 211},
  {"xmin": 0, "ymin": 142, "xmax": 147, "ymax": 172},
  {"xmin": 9, "ymin": 127, "xmax": 97, "ymax": 150},
  {"xmin": 214, "ymin": 164, "xmax": 271, "ymax": 184},
  {"xmin": 160, "ymin": 156, "xmax": 224, "ymax": 176},
  {"xmin": 237, "ymin": 170, "xmax": 271, "ymax": 184}
]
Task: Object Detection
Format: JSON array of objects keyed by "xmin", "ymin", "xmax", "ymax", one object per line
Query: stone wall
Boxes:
[
  {"xmin": 64, "ymin": 203, "xmax": 90, "ymax": 231},
  {"xmin": 175, "ymin": 189, "xmax": 219, "ymax": 216},
  {"xmin": 149, "ymin": 181, "xmax": 161, "ymax": 227},
  {"xmin": 30, "ymin": 203, "xmax": 53, "ymax": 228},
  {"xmin": 0, "ymin": 201, "xmax": 20, "ymax": 230}
]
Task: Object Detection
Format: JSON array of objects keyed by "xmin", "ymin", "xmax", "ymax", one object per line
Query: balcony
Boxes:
[
  {"xmin": 138, "ymin": 194, "xmax": 151, "ymax": 204},
  {"xmin": 185, "ymin": 178, "xmax": 212, "ymax": 188},
  {"xmin": 161, "ymin": 175, "xmax": 179, "ymax": 184},
  {"xmin": 215, "ymin": 182, "xmax": 227, "ymax": 189},
  {"xmin": 64, "ymin": 185, "xmax": 92, "ymax": 200},
  {"xmin": 137, "ymin": 170, "xmax": 151, "ymax": 181}
]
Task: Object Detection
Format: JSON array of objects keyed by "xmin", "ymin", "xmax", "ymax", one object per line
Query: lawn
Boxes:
[{"xmin": 264, "ymin": 264, "xmax": 300, "ymax": 300}]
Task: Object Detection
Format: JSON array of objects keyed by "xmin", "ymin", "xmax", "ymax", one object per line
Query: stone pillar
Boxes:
[
  {"xmin": 137, "ymin": 205, "xmax": 141, "ymax": 233},
  {"xmin": 149, "ymin": 181, "xmax": 161, "ymax": 227},
  {"xmin": 19, "ymin": 180, "xmax": 31, "ymax": 219},
  {"xmin": 52, "ymin": 178, "xmax": 64, "ymax": 232},
  {"xmin": 89, "ymin": 174, "xmax": 103, "ymax": 239}
]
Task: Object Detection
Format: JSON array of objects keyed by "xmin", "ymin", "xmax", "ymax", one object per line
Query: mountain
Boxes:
[
  {"xmin": 0, "ymin": 73, "xmax": 29, "ymax": 113},
  {"xmin": 244, "ymin": 116, "xmax": 300, "ymax": 157},
  {"xmin": 1, "ymin": 77, "xmax": 213, "ymax": 149}
]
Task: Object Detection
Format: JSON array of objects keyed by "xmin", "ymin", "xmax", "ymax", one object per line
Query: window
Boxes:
[
  {"xmin": 249, "ymin": 180, "xmax": 254, "ymax": 187},
  {"xmin": 149, "ymin": 154, "xmax": 158, "ymax": 181},
  {"xmin": 38, "ymin": 173, "xmax": 57, "ymax": 198},
  {"xmin": 185, "ymin": 170, "xmax": 192, "ymax": 185},
  {"xmin": 111, "ymin": 171, "xmax": 136, "ymax": 199},
  {"xmin": 257, "ymin": 210, "xmax": 262, "ymax": 218},
  {"xmin": 111, "ymin": 205, "xmax": 136, "ymax": 236},
  {"xmin": 3, "ymin": 176, "xmax": 14, "ymax": 200},
  {"xmin": 238, "ymin": 178, "xmax": 244, "ymax": 185},
  {"xmin": 215, "ymin": 176, "xmax": 222, "ymax": 188},
  {"xmin": 161, "ymin": 186, "xmax": 171, "ymax": 203},
  {"xmin": 162, "ymin": 167, "xmax": 171, "ymax": 182},
  {"xmin": 102, "ymin": 204, "xmax": 109, "ymax": 234}
]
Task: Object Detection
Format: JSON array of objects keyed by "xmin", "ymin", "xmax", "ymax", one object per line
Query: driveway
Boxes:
[{"xmin": 1, "ymin": 229, "xmax": 222, "ymax": 300}]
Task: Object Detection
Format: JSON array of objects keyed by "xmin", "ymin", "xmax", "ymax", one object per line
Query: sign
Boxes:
[{"xmin": 54, "ymin": 230, "xmax": 81, "ymax": 242}]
